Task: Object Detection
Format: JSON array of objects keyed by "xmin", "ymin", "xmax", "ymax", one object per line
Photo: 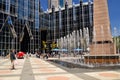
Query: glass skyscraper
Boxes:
[
  {"xmin": 0, "ymin": 0, "xmax": 40, "ymax": 55},
  {"xmin": 40, "ymin": 1, "xmax": 93, "ymax": 52}
]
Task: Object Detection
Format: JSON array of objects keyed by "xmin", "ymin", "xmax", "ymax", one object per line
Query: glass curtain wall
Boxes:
[
  {"xmin": 34, "ymin": 0, "xmax": 40, "ymax": 52},
  {"xmin": 0, "ymin": 0, "xmax": 18, "ymax": 55},
  {"xmin": 47, "ymin": 2, "xmax": 93, "ymax": 52},
  {"xmin": 0, "ymin": 0, "xmax": 40, "ymax": 54}
]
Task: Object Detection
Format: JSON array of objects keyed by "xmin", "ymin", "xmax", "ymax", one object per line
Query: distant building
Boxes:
[
  {"xmin": 48, "ymin": 0, "xmax": 59, "ymax": 10},
  {"xmin": 41, "ymin": 1, "xmax": 93, "ymax": 51},
  {"xmin": 48, "ymin": 0, "xmax": 72, "ymax": 10}
]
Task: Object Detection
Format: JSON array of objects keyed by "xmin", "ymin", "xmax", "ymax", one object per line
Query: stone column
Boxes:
[
  {"xmin": 93, "ymin": 0, "xmax": 112, "ymax": 42},
  {"xmin": 84, "ymin": 0, "xmax": 119, "ymax": 64}
]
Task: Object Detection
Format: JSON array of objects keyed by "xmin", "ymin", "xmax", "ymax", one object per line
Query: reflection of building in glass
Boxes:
[
  {"xmin": 65, "ymin": 0, "xmax": 72, "ymax": 7},
  {"xmin": 0, "ymin": 0, "xmax": 40, "ymax": 54},
  {"xmin": 59, "ymin": 0, "xmax": 72, "ymax": 8},
  {"xmin": 59, "ymin": 0, "xmax": 64, "ymax": 7},
  {"xmin": 0, "ymin": 0, "xmax": 94, "ymax": 54},
  {"xmin": 48, "ymin": 0, "xmax": 72, "ymax": 10},
  {"xmin": 48, "ymin": 0, "xmax": 59, "ymax": 10},
  {"xmin": 46, "ymin": 1, "xmax": 93, "ymax": 48}
]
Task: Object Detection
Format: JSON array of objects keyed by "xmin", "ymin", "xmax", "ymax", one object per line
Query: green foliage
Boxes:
[
  {"xmin": 51, "ymin": 42, "xmax": 57, "ymax": 49},
  {"xmin": 42, "ymin": 41, "xmax": 46, "ymax": 50}
]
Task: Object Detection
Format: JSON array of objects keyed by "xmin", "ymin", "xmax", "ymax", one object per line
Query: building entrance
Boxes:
[{"xmin": 21, "ymin": 26, "xmax": 30, "ymax": 52}]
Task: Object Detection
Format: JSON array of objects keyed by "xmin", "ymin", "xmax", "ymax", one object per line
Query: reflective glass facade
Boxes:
[
  {"xmin": 0, "ymin": 0, "xmax": 40, "ymax": 55},
  {"xmin": 47, "ymin": 2, "xmax": 93, "ymax": 42},
  {"xmin": 48, "ymin": 0, "xmax": 72, "ymax": 10},
  {"xmin": 40, "ymin": 1, "xmax": 93, "ymax": 52}
]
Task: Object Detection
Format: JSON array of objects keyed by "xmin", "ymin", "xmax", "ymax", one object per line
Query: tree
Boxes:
[
  {"xmin": 42, "ymin": 41, "xmax": 46, "ymax": 50},
  {"xmin": 51, "ymin": 42, "xmax": 57, "ymax": 49}
]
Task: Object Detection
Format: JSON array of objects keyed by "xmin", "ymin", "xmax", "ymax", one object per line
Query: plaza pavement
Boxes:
[{"xmin": 0, "ymin": 57, "xmax": 120, "ymax": 80}]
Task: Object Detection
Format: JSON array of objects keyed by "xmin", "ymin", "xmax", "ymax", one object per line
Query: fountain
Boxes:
[{"xmin": 48, "ymin": 0, "xmax": 120, "ymax": 68}]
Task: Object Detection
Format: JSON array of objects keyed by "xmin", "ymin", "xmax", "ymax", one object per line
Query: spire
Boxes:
[
  {"xmin": 52, "ymin": 5, "xmax": 55, "ymax": 13},
  {"xmin": 52, "ymin": 5, "xmax": 55, "ymax": 10},
  {"xmin": 65, "ymin": 0, "xmax": 68, "ymax": 9},
  {"xmin": 80, "ymin": 0, "xmax": 83, "ymax": 5},
  {"xmin": 65, "ymin": 0, "xmax": 68, "ymax": 6}
]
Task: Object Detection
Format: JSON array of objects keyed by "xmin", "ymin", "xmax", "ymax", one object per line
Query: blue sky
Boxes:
[{"xmin": 40, "ymin": 0, "xmax": 120, "ymax": 35}]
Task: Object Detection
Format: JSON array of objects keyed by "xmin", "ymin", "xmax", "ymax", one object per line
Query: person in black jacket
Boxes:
[{"xmin": 10, "ymin": 49, "xmax": 16, "ymax": 70}]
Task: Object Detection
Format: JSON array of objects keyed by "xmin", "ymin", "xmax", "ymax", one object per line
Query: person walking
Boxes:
[
  {"xmin": 2, "ymin": 51, "xmax": 5, "ymax": 58},
  {"xmin": 10, "ymin": 49, "xmax": 16, "ymax": 70}
]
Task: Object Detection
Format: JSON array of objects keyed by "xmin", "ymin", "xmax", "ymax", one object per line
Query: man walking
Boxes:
[{"xmin": 10, "ymin": 49, "xmax": 16, "ymax": 70}]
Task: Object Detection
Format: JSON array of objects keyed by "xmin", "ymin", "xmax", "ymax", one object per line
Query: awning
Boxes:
[
  {"xmin": 52, "ymin": 48, "xmax": 59, "ymax": 51},
  {"xmin": 74, "ymin": 48, "xmax": 83, "ymax": 51}
]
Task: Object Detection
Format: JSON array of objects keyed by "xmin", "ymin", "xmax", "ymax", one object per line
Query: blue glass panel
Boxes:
[
  {"xmin": 6, "ymin": 0, "xmax": 10, "ymax": 13},
  {"xmin": 59, "ymin": 0, "xmax": 64, "ymax": 7}
]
